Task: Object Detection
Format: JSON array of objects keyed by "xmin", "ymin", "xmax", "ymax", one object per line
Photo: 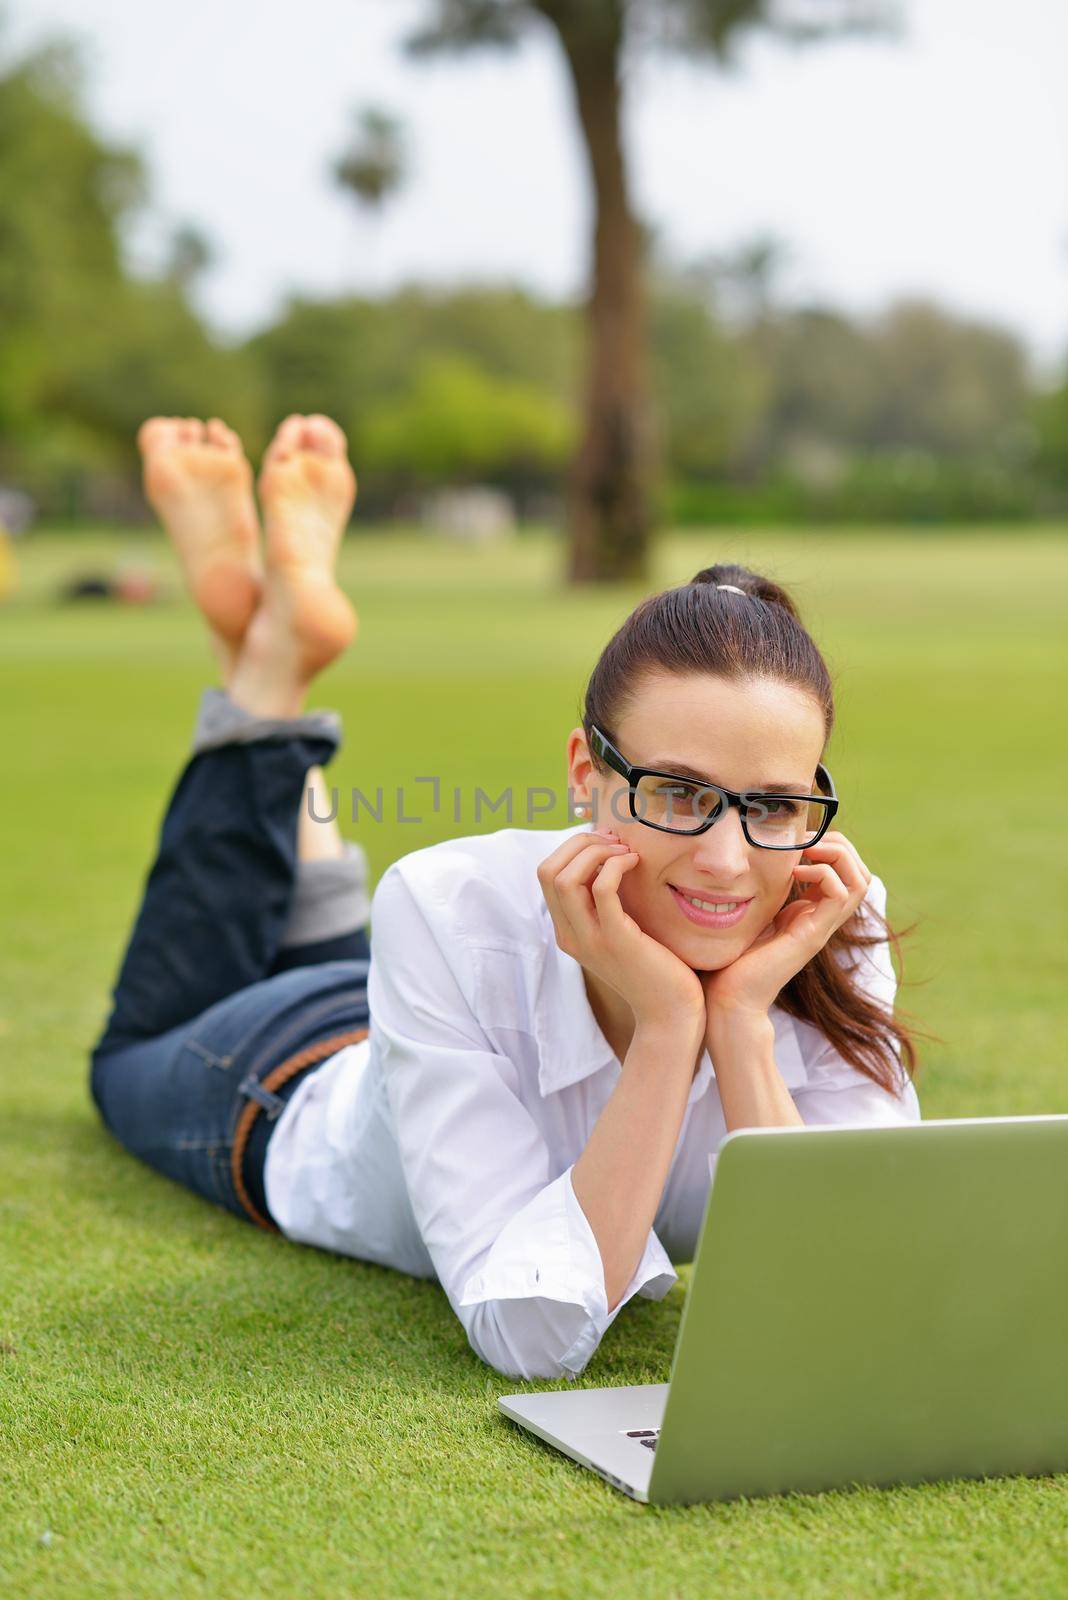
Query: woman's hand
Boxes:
[
  {"xmin": 701, "ymin": 831, "xmax": 873, "ymax": 1026},
  {"xmin": 537, "ymin": 829, "xmax": 707, "ymax": 1030}
]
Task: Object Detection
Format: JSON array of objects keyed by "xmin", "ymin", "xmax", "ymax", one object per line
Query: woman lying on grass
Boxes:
[{"xmin": 91, "ymin": 413, "xmax": 920, "ymax": 1381}]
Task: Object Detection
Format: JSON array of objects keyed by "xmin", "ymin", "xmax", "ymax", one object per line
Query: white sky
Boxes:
[{"xmin": 9, "ymin": 0, "xmax": 1068, "ymax": 368}]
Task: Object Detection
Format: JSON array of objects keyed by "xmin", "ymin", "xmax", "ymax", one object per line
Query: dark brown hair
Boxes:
[{"xmin": 581, "ymin": 561, "xmax": 917, "ymax": 1095}]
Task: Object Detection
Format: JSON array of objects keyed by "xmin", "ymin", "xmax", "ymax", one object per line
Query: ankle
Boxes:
[
  {"xmin": 227, "ymin": 650, "xmax": 310, "ymax": 720},
  {"xmin": 225, "ymin": 638, "xmax": 310, "ymax": 715},
  {"xmin": 226, "ymin": 682, "xmax": 309, "ymax": 719}
]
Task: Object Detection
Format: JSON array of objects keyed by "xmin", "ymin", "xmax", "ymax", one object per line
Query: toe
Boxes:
[
  {"xmin": 137, "ymin": 417, "xmax": 177, "ymax": 456},
  {"xmin": 303, "ymin": 415, "xmax": 347, "ymax": 457},
  {"xmin": 178, "ymin": 418, "xmax": 205, "ymax": 445},
  {"xmin": 206, "ymin": 417, "xmax": 240, "ymax": 452},
  {"xmin": 262, "ymin": 415, "xmax": 305, "ymax": 465},
  {"xmin": 277, "ymin": 414, "xmax": 307, "ymax": 447}
]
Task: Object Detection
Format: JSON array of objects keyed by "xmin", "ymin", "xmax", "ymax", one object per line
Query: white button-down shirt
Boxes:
[{"xmin": 264, "ymin": 822, "xmax": 920, "ymax": 1380}]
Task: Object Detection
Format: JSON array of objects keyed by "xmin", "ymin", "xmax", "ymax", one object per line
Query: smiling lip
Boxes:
[{"xmin": 668, "ymin": 884, "xmax": 752, "ymax": 929}]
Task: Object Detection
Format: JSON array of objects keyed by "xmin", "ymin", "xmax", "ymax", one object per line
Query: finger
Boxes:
[
  {"xmin": 790, "ymin": 865, "xmax": 856, "ymax": 942},
  {"xmin": 791, "ymin": 861, "xmax": 852, "ymax": 917},
  {"xmin": 798, "ymin": 840, "xmax": 868, "ymax": 902},
  {"xmin": 803, "ymin": 831, "xmax": 872, "ymax": 886},
  {"xmin": 541, "ymin": 839, "xmax": 631, "ymax": 945},
  {"xmin": 808, "ymin": 843, "xmax": 873, "ymax": 923},
  {"xmin": 589, "ymin": 849, "xmax": 640, "ymax": 937},
  {"xmin": 537, "ymin": 830, "xmax": 623, "ymax": 913},
  {"xmin": 772, "ymin": 899, "xmax": 820, "ymax": 940},
  {"xmin": 536, "ymin": 828, "xmax": 624, "ymax": 882},
  {"xmin": 554, "ymin": 841, "xmax": 632, "ymax": 929}
]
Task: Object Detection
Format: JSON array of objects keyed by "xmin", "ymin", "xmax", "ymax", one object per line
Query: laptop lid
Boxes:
[{"xmin": 648, "ymin": 1115, "xmax": 1068, "ymax": 1506}]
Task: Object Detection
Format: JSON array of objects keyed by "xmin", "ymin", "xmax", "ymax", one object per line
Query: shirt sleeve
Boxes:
[
  {"xmin": 791, "ymin": 873, "xmax": 921, "ymax": 1129},
  {"xmin": 368, "ymin": 864, "xmax": 677, "ymax": 1381}
]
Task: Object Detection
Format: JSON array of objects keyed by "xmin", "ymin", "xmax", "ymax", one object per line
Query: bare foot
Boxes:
[
  {"xmin": 138, "ymin": 417, "xmax": 262, "ymax": 676},
  {"xmin": 228, "ymin": 415, "xmax": 357, "ymax": 716}
]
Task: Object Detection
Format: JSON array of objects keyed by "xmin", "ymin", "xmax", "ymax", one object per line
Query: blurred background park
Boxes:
[
  {"xmin": 1, "ymin": 0, "xmax": 1067, "ymax": 580},
  {"xmin": 3, "ymin": 3, "xmax": 1068, "ymax": 1595}
]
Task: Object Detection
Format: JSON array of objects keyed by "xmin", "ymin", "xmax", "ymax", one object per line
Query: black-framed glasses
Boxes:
[{"xmin": 588, "ymin": 725, "xmax": 839, "ymax": 851}]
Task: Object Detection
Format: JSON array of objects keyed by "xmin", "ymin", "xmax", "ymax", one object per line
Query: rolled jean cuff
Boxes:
[
  {"xmin": 191, "ymin": 687, "xmax": 342, "ymax": 757},
  {"xmin": 280, "ymin": 842, "xmax": 371, "ymax": 948}
]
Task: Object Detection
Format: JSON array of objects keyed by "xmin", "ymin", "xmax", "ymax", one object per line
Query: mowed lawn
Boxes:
[{"xmin": 2, "ymin": 524, "xmax": 1067, "ymax": 1598}]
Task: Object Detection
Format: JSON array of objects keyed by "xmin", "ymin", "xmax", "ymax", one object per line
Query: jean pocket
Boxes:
[{"xmin": 182, "ymin": 1038, "xmax": 237, "ymax": 1072}]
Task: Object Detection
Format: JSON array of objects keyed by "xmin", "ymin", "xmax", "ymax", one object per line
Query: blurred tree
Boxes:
[
  {"xmin": 249, "ymin": 286, "xmax": 578, "ymax": 471},
  {"xmin": 752, "ymin": 306, "xmax": 880, "ymax": 471},
  {"xmin": 0, "ymin": 31, "xmax": 261, "ymax": 513},
  {"xmin": 870, "ymin": 300, "xmax": 1031, "ymax": 462},
  {"xmin": 333, "ymin": 106, "xmax": 407, "ymax": 211},
  {"xmin": 684, "ymin": 233, "xmax": 792, "ymax": 329},
  {"xmin": 649, "ymin": 267, "xmax": 769, "ymax": 483},
  {"xmin": 165, "ymin": 223, "xmax": 215, "ymax": 290},
  {"xmin": 406, "ymin": 0, "xmax": 898, "ymax": 582},
  {"xmin": 0, "ymin": 37, "xmax": 143, "ymax": 441},
  {"xmin": 1034, "ymin": 372, "xmax": 1068, "ymax": 487},
  {"xmin": 362, "ymin": 352, "xmax": 575, "ymax": 491}
]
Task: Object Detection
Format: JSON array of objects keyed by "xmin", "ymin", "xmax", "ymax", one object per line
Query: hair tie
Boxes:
[{"xmin": 716, "ymin": 584, "xmax": 746, "ymax": 596}]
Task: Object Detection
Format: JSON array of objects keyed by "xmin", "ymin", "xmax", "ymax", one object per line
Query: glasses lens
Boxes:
[
  {"xmin": 744, "ymin": 795, "xmax": 830, "ymax": 849},
  {"xmin": 633, "ymin": 774, "xmax": 722, "ymax": 832}
]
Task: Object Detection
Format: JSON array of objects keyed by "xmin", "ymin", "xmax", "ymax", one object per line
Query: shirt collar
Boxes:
[{"xmin": 531, "ymin": 900, "xmax": 809, "ymax": 1101}]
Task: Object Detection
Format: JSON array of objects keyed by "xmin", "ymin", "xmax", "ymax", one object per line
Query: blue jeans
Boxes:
[{"xmin": 89, "ymin": 691, "xmax": 373, "ymax": 1230}]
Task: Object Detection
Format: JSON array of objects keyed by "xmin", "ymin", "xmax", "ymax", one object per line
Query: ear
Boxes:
[{"xmin": 566, "ymin": 727, "xmax": 596, "ymax": 806}]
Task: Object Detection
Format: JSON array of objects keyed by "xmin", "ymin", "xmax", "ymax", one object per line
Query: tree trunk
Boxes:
[{"xmin": 552, "ymin": 19, "xmax": 655, "ymax": 584}]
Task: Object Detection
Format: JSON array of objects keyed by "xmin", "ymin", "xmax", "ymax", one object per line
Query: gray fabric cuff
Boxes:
[
  {"xmin": 280, "ymin": 841, "xmax": 372, "ymax": 948},
  {"xmin": 191, "ymin": 687, "xmax": 342, "ymax": 756}
]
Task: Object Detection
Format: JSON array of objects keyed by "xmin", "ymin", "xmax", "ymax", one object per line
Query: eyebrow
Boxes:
[{"xmin": 645, "ymin": 758, "xmax": 813, "ymax": 793}]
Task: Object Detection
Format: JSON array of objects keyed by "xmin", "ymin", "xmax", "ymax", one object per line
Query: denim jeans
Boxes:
[{"xmin": 89, "ymin": 690, "xmax": 373, "ymax": 1230}]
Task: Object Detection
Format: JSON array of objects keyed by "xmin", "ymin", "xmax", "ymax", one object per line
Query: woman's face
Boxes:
[{"xmin": 567, "ymin": 670, "xmax": 828, "ymax": 972}]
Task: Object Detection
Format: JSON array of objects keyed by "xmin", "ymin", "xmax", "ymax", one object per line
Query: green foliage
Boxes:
[
  {"xmin": 0, "ymin": 38, "xmax": 142, "ymax": 437},
  {"xmin": 0, "ymin": 24, "xmax": 1063, "ymax": 527},
  {"xmin": 248, "ymin": 287, "xmax": 579, "ymax": 506},
  {"xmin": 333, "ymin": 106, "xmax": 407, "ymax": 210},
  {"xmin": 406, "ymin": 0, "xmax": 531, "ymax": 55},
  {"xmin": 0, "ymin": 33, "xmax": 261, "ymax": 515},
  {"xmin": 362, "ymin": 352, "xmax": 575, "ymax": 482},
  {"xmin": 406, "ymin": 0, "xmax": 899, "ymax": 61},
  {"xmin": 669, "ymin": 456, "xmax": 1054, "ymax": 527},
  {"xmin": 1034, "ymin": 379, "xmax": 1068, "ymax": 486},
  {"xmin": 650, "ymin": 283, "xmax": 769, "ymax": 478}
]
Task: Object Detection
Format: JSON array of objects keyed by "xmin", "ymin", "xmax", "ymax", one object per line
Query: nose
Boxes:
[{"xmin": 687, "ymin": 805, "xmax": 751, "ymax": 882}]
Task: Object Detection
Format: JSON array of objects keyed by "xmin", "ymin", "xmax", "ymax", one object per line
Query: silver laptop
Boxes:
[{"xmin": 499, "ymin": 1114, "xmax": 1068, "ymax": 1505}]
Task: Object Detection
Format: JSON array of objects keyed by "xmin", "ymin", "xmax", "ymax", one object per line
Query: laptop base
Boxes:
[{"xmin": 499, "ymin": 1383, "xmax": 667, "ymax": 1501}]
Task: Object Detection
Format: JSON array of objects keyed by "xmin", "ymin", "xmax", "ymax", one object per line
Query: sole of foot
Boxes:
[
  {"xmin": 138, "ymin": 416, "xmax": 263, "ymax": 666},
  {"xmin": 254, "ymin": 413, "xmax": 358, "ymax": 678}
]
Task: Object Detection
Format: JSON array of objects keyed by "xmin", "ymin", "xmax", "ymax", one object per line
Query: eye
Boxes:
[
  {"xmin": 655, "ymin": 781, "xmax": 712, "ymax": 808},
  {"xmin": 745, "ymin": 796, "xmax": 802, "ymax": 823}
]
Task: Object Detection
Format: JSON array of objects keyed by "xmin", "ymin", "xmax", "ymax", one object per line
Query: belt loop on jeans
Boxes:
[
  {"xmin": 231, "ymin": 1027, "xmax": 370, "ymax": 1232},
  {"xmin": 238, "ymin": 1075, "xmax": 288, "ymax": 1119}
]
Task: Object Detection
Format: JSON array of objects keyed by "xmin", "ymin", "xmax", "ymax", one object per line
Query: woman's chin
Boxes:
[
  {"xmin": 689, "ymin": 945, "xmax": 745, "ymax": 973},
  {"xmin": 661, "ymin": 928, "xmax": 747, "ymax": 972}
]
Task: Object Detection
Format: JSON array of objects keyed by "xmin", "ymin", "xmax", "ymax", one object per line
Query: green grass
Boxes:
[{"xmin": 2, "ymin": 524, "xmax": 1067, "ymax": 1598}]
